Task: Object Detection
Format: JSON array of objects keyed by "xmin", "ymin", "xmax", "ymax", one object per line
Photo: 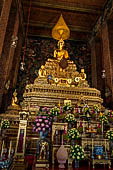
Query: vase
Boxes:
[
  {"xmin": 75, "ymin": 159, "xmax": 79, "ymax": 168},
  {"xmin": 56, "ymin": 145, "xmax": 68, "ymax": 168}
]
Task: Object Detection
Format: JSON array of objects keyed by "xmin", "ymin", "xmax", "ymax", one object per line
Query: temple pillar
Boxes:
[
  {"xmin": 101, "ymin": 22, "xmax": 113, "ymax": 107},
  {"xmin": 0, "ymin": 2, "xmax": 20, "ymax": 112}
]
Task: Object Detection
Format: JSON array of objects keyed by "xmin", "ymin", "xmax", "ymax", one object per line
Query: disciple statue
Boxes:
[
  {"xmin": 54, "ymin": 39, "xmax": 69, "ymax": 61},
  {"xmin": 11, "ymin": 90, "xmax": 18, "ymax": 107},
  {"xmin": 39, "ymin": 140, "xmax": 48, "ymax": 160}
]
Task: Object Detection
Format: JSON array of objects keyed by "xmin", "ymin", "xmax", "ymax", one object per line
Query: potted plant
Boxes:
[
  {"xmin": 69, "ymin": 145, "xmax": 85, "ymax": 168},
  {"xmin": 33, "ymin": 115, "xmax": 52, "ymax": 138}
]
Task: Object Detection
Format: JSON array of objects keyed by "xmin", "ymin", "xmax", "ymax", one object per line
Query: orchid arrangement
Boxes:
[
  {"xmin": 50, "ymin": 106, "xmax": 60, "ymax": 117},
  {"xmin": 106, "ymin": 130, "xmax": 113, "ymax": 141},
  {"xmin": 33, "ymin": 115, "xmax": 52, "ymax": 133},
  {"xmin": 63, "ymin": 102, "xmax": 72, "ymax": 112},
  {"xmin": 70, "ymin": 145, "xmax": 85, "ymax": 160},
  {"xmin": 67, "ymin": 128, "xmax": 79, "ymax": 140},
  {"xmin": 1, "ymin": 119, "xmax": 10, "ymax": 129},
  {"xmin": 65, "ymin": 113, "xmax": 76, "ymax": 123}
]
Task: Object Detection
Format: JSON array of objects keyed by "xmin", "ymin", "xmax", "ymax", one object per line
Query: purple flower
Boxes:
[
  {"xmin": 35, "ymin": 119, "xmax": 38, "ymax": 122},
  {"xmin": 39, "ymin": 119, "xmax": 42, "ymax": 122},
  {"xmin": 45, "ymin": 120, "xmax": 48, "ymax": 123},
  {"xmin": 42, "ymin": 116, "xmax": 46, "ymax": 119},
  {"xmin": 46, "ymin": 125, "xmax": 49, "ymax": 128},
  {"xmin": 36, "ymin": 123, "xmax": 40, "ymax": 126},
  {"xmin": 41, "ymin": 123, "xmax": 45, "ymax": 127},
  {"xmin": 36, "ymin": 129, "xmax": 38, "ymax": 132},
  {"xmin": 42, "ymin": 128, "xmax": 45, "ymax": 132}
]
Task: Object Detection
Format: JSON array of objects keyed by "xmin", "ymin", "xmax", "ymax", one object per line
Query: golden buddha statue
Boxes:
[
  {"xmin": 54, "ymin": 39, "xmax": 69, "ymax": 61},
  {"xmin": 11, "ymin": 90, "xmax": 18, "ymax": 107},
  {"xmin": 38, "ymin": 65, "xmax": 46, "ymax": 77}
]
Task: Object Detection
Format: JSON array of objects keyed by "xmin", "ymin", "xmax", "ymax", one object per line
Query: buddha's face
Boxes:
[{"xmin": 58, "ymin": 40, "xmax": 64, "ymax": 49}]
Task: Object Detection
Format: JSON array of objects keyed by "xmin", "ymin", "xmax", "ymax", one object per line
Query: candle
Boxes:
[
  {"xmin": 8, "ymin": 140, "xmax": 12, "ymax": 158},
  {"xmin": 92, "ymin": 138, "xmax": 93, "ymax": 152},
  {"xmin": 1, "ymin": 140, "xmax": 4, "ymax": 158}
]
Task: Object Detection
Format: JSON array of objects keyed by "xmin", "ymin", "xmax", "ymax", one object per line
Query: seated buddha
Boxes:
[{"xmin": 54, "ymin": 39, "xmax": 69, "ymax": 61}]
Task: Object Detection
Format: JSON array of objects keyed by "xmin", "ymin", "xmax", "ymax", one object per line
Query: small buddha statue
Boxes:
[
  {"xmin": 38, "ymin": 65, "xmax": 46, "ymax": 77},
  {"xmin": 79, "ymin": 68, "xmax": 86, "ymax": 81},
  {"xmin": 54, "ymin": 39, "xmax": 69, "ymax": 61},
  {"xmin": 11, "ymin": 90, "xmax": 18, "ymax": 107}
]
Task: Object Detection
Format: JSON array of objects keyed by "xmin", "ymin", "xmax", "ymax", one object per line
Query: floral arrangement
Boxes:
[
  {"xmin": 93, "ymin": 105, "xmax": 99, "ymax": 112},
  {"xmin": 99, "ymin": 114, "xmax": 108, "ymax": 123},
  {"xmin": 50, "ymin": 106, "xmax": 60, "ymax": 117},
  {"xmin": 67, "ymin": 128, "xmax": 79, "ymax": 140},
  {"xmin": 105, "ymin": 130, "xmax": 113, "ymax": 141},
  {"xmin": 65, "ymin": 113, "xmax": 76, "ymax": 123},
  {"xmin": 33, "ymin": 115, "xmax": 52, "ymax": 133},
  {"xmin": 1, "ymin": 119, "xmax": 10, "ymax": 129},
  {"xmin": 70, "ymin": 145, "xmax": 85, "ymax": 160},
  {"xmin": 63, "ymin": 102, "xmax": 72, "ymax": 112}
]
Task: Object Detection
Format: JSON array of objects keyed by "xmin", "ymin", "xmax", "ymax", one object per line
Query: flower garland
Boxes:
[
  {"xmin": 33, "ymin": 115, "xmax": 52, "ymax": 133},
  {"xmin": 65, "ymin": 113, "xmax": 76, "ymax": 123},
  {"xmin": 70, "ymin": 145, "xmax": 85, "ymax": 160},
  {"xmin": 50, "ymin": 106, "xmax": 60, "ymax": 117},
  {"xmin": 1, "ymin": 119, "xmax": 10, "ymax": 129},
  {"xmin": 63, "ymin": 102, "xmax": 72, "ymax": 112},
  {"xmin": 67, "ymin": 128, "xmax": 79, "ymax": 140},
  {"xmin": 106, "ymin": 130, "xmax": 113, "ymax": 141}
]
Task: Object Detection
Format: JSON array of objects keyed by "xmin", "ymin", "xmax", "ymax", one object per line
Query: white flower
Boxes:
[
  {"xmin": 54, "ymin": 78, "xmax": 59, "ymax": 83},
  {"xmin": 75, "ymin": 77, "xmax": 80, "ymax": 82}
]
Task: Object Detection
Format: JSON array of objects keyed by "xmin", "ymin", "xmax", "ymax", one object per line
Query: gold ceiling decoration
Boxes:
[{"xmin": 52, "ymin": 14, "xmax": 70, "ymax": 40}]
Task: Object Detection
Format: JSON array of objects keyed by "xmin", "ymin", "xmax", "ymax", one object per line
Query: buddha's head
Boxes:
[
  {"xmin": 41, "ymin": 65, "xmax": 45, "ymax": 69},
  {"xmin": 58, "ymin": 39, "xmax": 64, "ymax": 50},
  {"xmin": 81, "ymin": 68, "xmax": 84, "ymax": 73}
]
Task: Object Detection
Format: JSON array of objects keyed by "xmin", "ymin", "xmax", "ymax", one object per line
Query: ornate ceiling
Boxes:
[{"xmin": 22, "ymin": 0, "xmax": 113, "ymax": 41}]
